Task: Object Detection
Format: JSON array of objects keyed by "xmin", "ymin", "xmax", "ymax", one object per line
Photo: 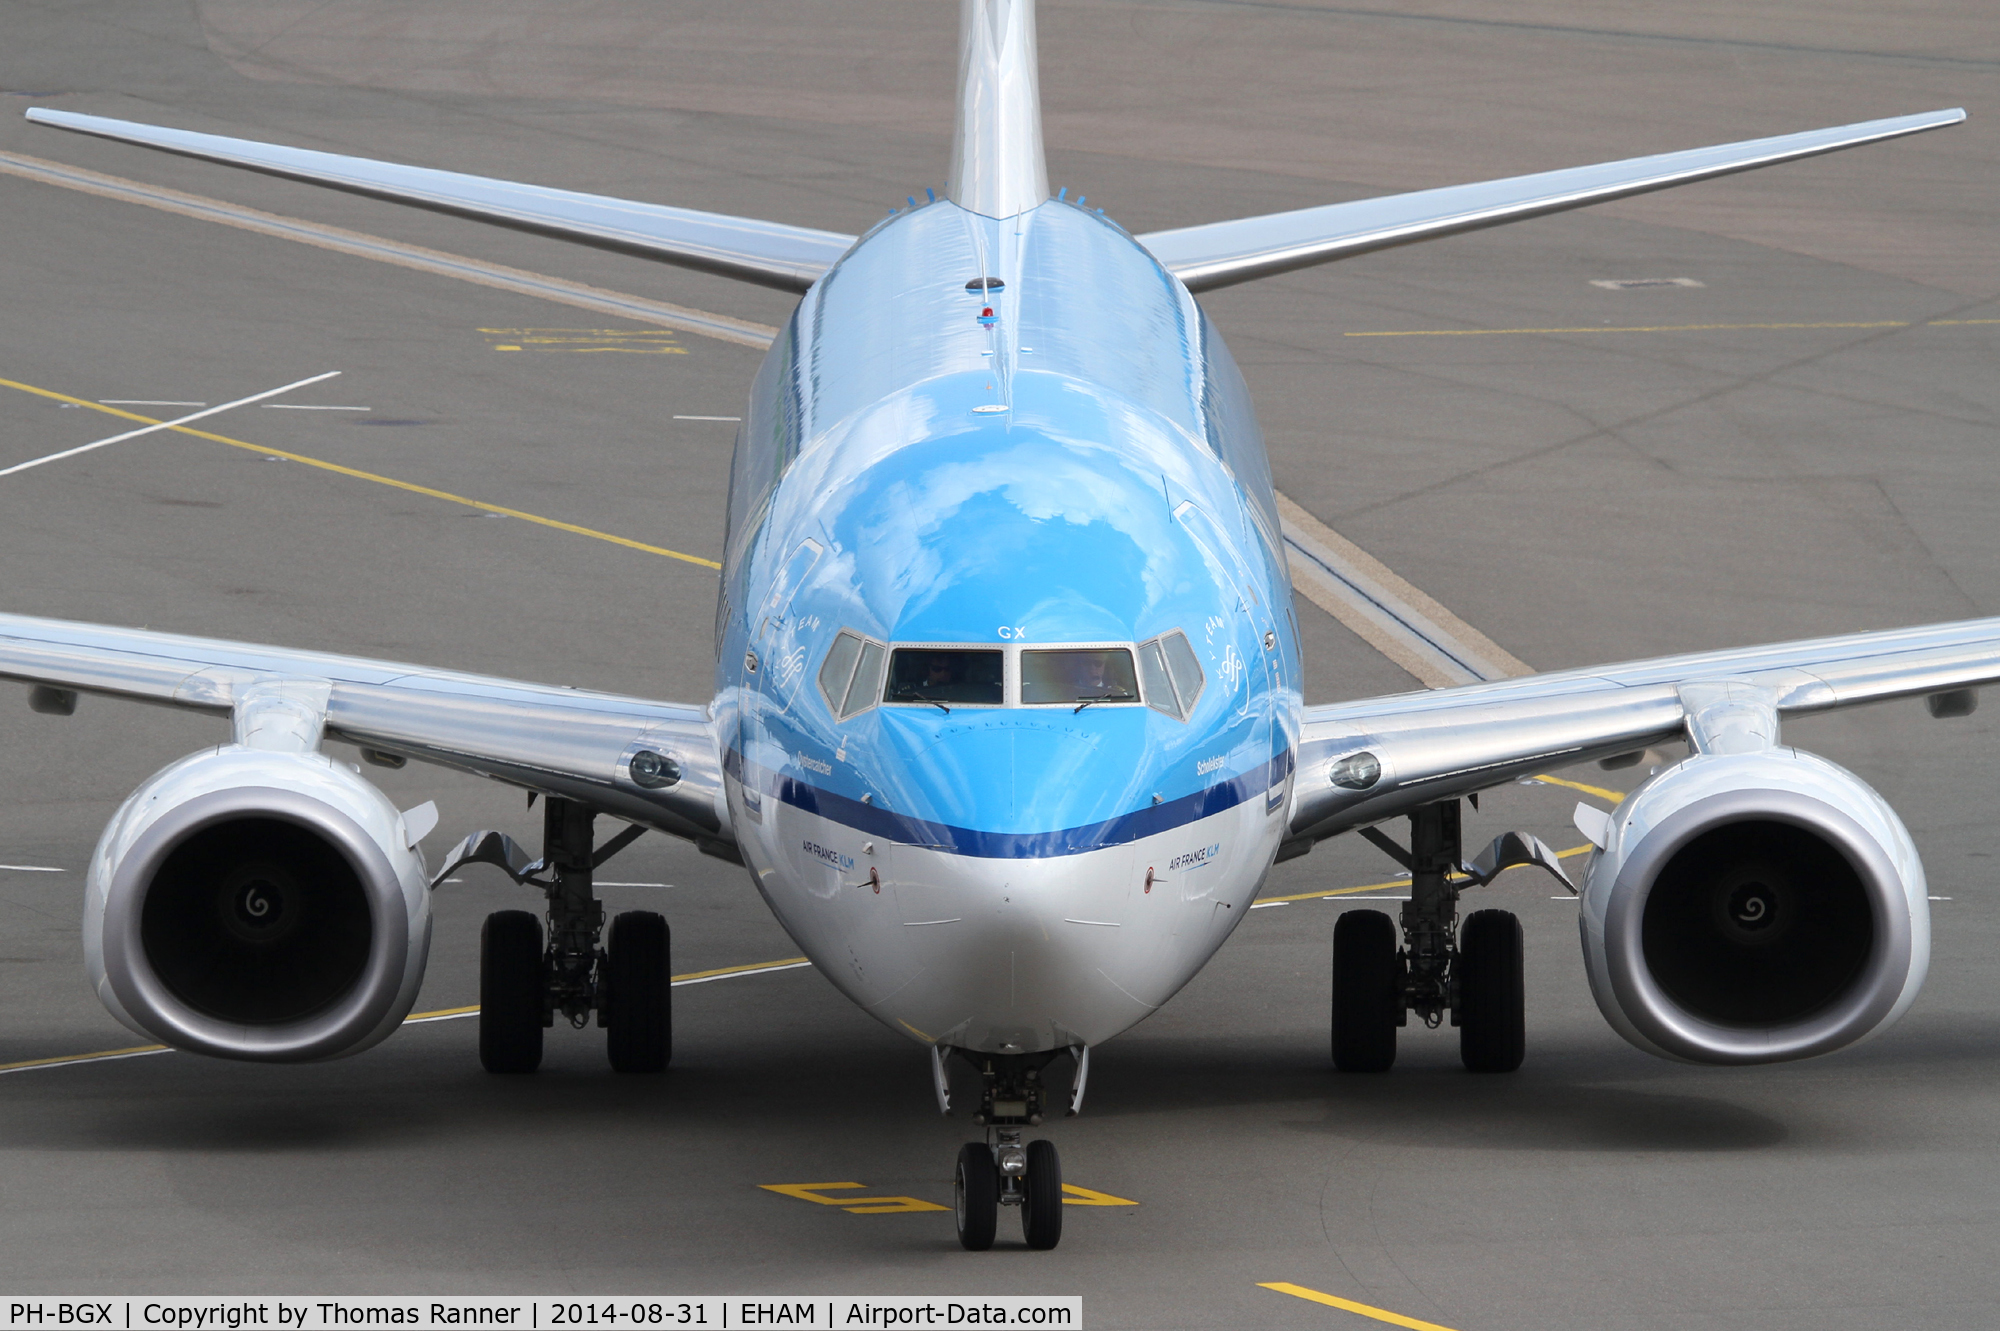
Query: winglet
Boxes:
[{"xmin": 948, "ymin": 0, "xmax": 1050, "ymax": 218}]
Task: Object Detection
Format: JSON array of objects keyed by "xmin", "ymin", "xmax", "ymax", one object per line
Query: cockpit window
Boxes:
[
  {"xmin": 1136, "ymin": 638, "xmax": 1177, "ymax": 718},
  {"xmin": 818, "ymin": 629, "xmax": 888, "ymax": 720},
  {"xmin": 886, "ymin": 648, "xmax": 1004, "ymax": 706},
  {"xmin": 1139, "ymin": 630, "xmax": 1205, "ymax": 720},
  {"xmin": 1021, "ymin": 648, "xmax": 1139, "ymax": 707}
]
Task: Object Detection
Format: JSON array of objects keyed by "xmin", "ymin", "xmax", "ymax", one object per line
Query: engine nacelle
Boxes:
[
  {"xmin": 83, "ymin": 745, "xmax": 434, "ymax": 1061},
  {"xmin": 1580, "ymin": 747, "xmax": 1928, "ymax": 1064}
]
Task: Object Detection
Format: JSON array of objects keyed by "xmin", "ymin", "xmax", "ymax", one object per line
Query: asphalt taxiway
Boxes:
[{"xmin": 2, "ymin": 2, "xmax": 1997, "ymax": 1326}]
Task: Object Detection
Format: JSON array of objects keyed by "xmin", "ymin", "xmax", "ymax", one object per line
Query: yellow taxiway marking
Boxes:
[
  {"xmin": 760, "ymin": 1183, "xmax": 949, "ymax": 1214},
  {"xmin": 1259, "ymin": 1282, "xmax": 1460, "ymax": 1331},
  {"xmin": 0, "ymin": 375, "xmax": 721, "ymax": 570},
  {"xmin": 673, "ymin": 957, "xmax": 811, "ymax": 984},
  {"xmin": 761, "ymin": 1181, "xmax": 1134, "ymax": 1214},
  {"xmin": 1254, "ymin": 841, "xmax": 1593, "ymax": 906},
  {"xmin": 2, "ymin": 958, "xmax": 811, "ymax": 1074},
  {"xmin": 1529, "ymin": 773, "xmax": 1628, "ymax": 803},
  {"xmin": 1342, "ymin": 318, "xmax": 1996, "ymax": 338},
  {"xmin": 0, "ymin": 1043, "xmax": 170, "ymax": 1074}
]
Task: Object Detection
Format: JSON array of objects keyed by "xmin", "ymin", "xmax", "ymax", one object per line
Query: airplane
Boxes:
[{"xmin": 0, "ymin": 0, "xmax": 1979, "ymax": 1254}]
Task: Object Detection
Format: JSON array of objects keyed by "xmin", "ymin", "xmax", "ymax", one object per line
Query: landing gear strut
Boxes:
[
  {"xmin": 1331, "ymin": 799, "xmax": 1525, "ymax": 1073},
  {"xmin": 472, "ymin": 796, "xmax": 669, "ymax": 1074},
  {"xmin": 950, "ymin": 1050, "xmax": 1067, "ymax": 1251}
]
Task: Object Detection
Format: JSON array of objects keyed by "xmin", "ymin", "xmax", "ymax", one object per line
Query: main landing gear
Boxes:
[
  {"xmin": 1333, "ymin": 799, "xmax": 1529, "ymax": 1074},
  {"xmin": 947, "ymin": 1050, "xmax": 1072, "ymax": 1251},
  {"xmin": 470, "ymin": 796, "xmax": 670, "ymax": 1075}
]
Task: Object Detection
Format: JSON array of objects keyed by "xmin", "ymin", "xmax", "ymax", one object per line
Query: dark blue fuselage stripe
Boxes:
[{"xmin": 724, "ymin": 747, "xmax": 1293, "ymax": 859}]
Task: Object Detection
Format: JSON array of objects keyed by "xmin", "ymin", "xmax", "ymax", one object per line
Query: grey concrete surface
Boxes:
[{"xmin": 1, "ymin": 1, "xmax": 1995, "ymax": 1325}]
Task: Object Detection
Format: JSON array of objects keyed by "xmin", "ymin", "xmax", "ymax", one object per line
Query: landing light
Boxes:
[
  {"xmin": 1331, "ymin": 751, "xmax": 1382, "ymax": 790},
  {"xmin": 629, "ymin": 750, "xmax": 681, "ymax": 789}
]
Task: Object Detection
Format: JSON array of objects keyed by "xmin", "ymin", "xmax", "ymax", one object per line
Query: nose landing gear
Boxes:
[{"xmin": 947, "ymin": 1049, "xmax": 1072, "ymax": 1251}]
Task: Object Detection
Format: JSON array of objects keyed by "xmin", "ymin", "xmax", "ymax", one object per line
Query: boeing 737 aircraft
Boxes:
[{"xmin": 1, "ymin": 0, "xmax": 1980, "ymax": 1252}]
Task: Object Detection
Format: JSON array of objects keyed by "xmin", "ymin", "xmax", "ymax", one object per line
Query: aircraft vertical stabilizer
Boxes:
[{"xmin": 948, "ymin": 0, "xmax": 1050, "ymax": 219}]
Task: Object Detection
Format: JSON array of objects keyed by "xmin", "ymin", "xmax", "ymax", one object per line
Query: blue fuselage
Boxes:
[{"xmin": 715, "ymin": 197, "xmax": 1302, "ymax": 1054}]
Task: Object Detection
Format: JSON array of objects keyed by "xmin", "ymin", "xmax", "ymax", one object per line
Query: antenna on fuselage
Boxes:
[{"xmin": 947, "ymin": 0, "xmax": 1051, "ymax": 219}]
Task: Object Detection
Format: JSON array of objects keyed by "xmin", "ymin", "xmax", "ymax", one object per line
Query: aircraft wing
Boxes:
[
  {"xmin": 1288, "ymin": 615, "xmax": 2000, "ymax": 849},
  {"xmin": 1140, "ymin": 109, "xmax": 1965, "ymax": 293},
  {"xmin": 24, "ymin": 108, "xmax": 854, "ymax": 293},
  {"xmin": 0, "ymin": 611, "xmax": 734, "ymax": 858}
]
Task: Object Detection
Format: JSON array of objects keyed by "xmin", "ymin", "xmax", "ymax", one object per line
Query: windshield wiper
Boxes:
[
  {"xmin": 893, "ymin": 689, "xmax": 950, "ymax": 714},
  {"xmin": 1073, "ymin": 691, "xmax": 1136, "ymax": 714}
]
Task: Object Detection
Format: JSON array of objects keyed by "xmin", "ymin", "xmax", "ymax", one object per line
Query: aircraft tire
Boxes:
[
  {"xmin": 1458, "ymin": 908, "xmax": 1525, "ymax": 1073},
  {"xmin": 605, "ymin": 910, "xmax": 672, "ymax": 1074},
  {"xmin": 480, "ymin": 910, "xmax": 545, "ymax": 1074},
  {"xmin": 1332, "ymin": 908, "xmax": 1399, "ymax": 1072},
  {"xmin": 1022, "ymin": 1139, "xmax": 1063, "ymax": 1250},
  {"xmin": 954, "ymin": 1142, "xmax": 999, "ymax": 1251}
]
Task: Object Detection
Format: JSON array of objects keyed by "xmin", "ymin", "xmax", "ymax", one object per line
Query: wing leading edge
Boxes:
[
  {"xmin": 0, "ymin": 612, "xmax": 733, "ymax": 859},
  {"xmin": 24, "ymin": 108, "xmax": 854, "ymax": 293},
  {"xmin": 1140, "ymin": 108, "xmax": 1965, "ymax": 292},
  {"xmin": 1289, "ymin": 615, "xmax": 2000, "ymax": 851}
]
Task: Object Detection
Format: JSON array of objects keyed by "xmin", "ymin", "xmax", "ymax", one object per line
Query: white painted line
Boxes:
[
  {"xmin": 597, "ymin": 881, "xmax": 671, "ymax": 888},
  {"xmin": 1329, "ymin": 894, "xmax": 1411, "ymax": 901},
  {"xmin": 1250, "ymin": 900, "xmax": 1290, "ymax": 909},
  {"xmin": 672, "ymin": 960, "xmax": 813, "ymax": 986},
  {"xmin": 1277, "ymin": 491, "xmax": 1531, "ymax": 688},
  {"xmin": 402, "ymin": 1010, "xmax": 478, "ymax": 1025},
  {"xmin": 0, "ymin": 864, "xmax": 64, "ymax": 873},
  {"xmin": 0, "ymin": 150, "xmax": 778, "ymax": 350},
  {"xmin": 674, "ymin": 415, "xmax": 741, "ymax": 421},
  {"xmin": 1929, "ymin": 896, "xmax": 1952, "ymax": 901},
  {"xmin": 99, "ymin": 399, "xmax": 205, "ymax": 406},
  {"xmin": 0, "ymin": 370, "xmax": 342, "ymax": 477},
  {"xmin": 1591, "ymin": 277, "xmax": 1704, "ymax": 290},
  {"xmin": 261, "ymin": 404, "xmax": 370, "ymax": 411}
]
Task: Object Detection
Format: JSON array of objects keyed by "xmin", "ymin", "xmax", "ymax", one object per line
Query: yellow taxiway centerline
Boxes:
[
  {"xmin": 1253, "ymin": 841, "xmax": 1595, "ymax": 906},
  {"xmin": 1259, "ymin": 1281, "xmax": 1460, "ymax": 1331},
  {"xmin": 0, "ymin": 957, "xmax": 815, "ymax": 1074},
  {"xmin": 1253, "ymin": 771, "xmax": 1629, "ymax": 906},
  {"xmin": 1529, "ymin": 773, "xmax": 1628, "ymax": 803},
  {"xmin": 0, "ymin": 376, "xmax": 722, "ymax": 570},
  {"xmin": 0, "ymin": 1044, "xmax": 170, "ymax": 1074}
]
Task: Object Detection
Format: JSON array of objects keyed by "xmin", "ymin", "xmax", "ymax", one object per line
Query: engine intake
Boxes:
[
  {"xmin": 85, "ymin": 746, "xmax": 433, "ymax": 1061},
  {"xmin": 1580, "ymin": 748, "xmax": 1928, "ymax": 1064}
]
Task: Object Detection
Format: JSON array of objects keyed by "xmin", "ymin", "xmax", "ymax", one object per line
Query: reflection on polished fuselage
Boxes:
[{"xmin": 716, "ymin": 197, "xmax": 1302, "ymax": 1054}]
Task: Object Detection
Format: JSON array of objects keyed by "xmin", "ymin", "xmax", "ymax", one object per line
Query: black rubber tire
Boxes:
[
  {"xmin": 479, "ymin": 910, "xmax": 544, "ymax": 1074},
  {"xmin": 605, "ymin": 910, "xmax": 672, "ymax": 1074},
  {"xmin": 1459, "ymin": 908, "xmax": 1525, "ymax": 1073},
  {"xmin": 1332, "ymin": 908, "xmax": 1400, "ymax": 1072},
  {"xmin": 954, "ymin": 1142, "xmax": 999, "ymax": 1252},
  {"xmin": 1021, "ymin": 1139, "xmax": 1063, "ymax": 1250}
]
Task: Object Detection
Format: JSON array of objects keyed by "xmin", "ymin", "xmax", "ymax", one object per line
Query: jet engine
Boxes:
[
  {"xmin": 83, "ymin": 744, "xmax": 434, "ymax": 1061},
  {"xmin": 1579, "ymin": 747, "xmax": 1928, "ymax": 1064}
]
